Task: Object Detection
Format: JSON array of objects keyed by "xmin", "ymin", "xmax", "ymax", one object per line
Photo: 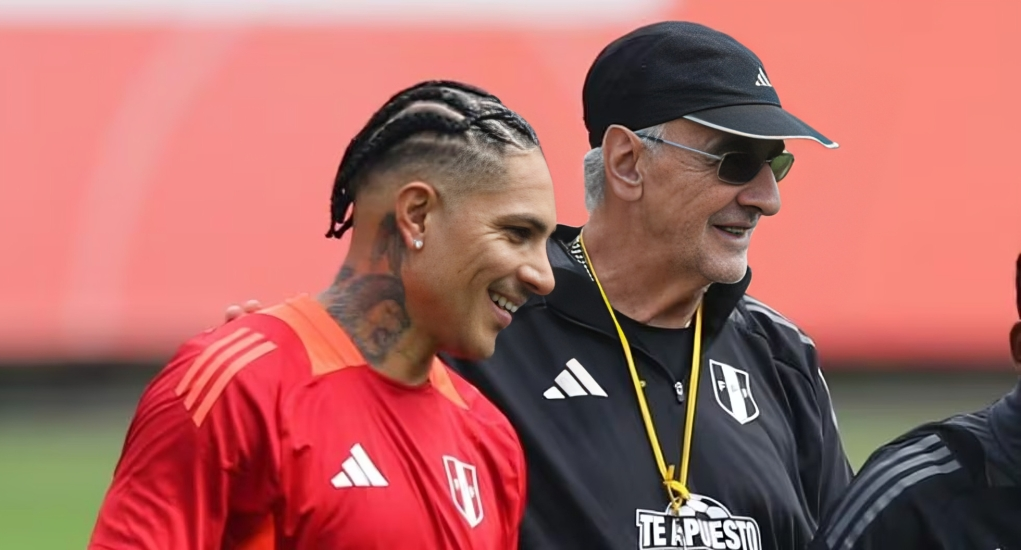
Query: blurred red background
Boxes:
[{"xmin": 2, "ymin": 0, "xmax": 1020, "ymax": 366}]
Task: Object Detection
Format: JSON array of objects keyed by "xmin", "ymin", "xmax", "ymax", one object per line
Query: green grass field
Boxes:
[{"xmin": 0, "ymin": 371, "xmax": 1012, "ymax": 548}]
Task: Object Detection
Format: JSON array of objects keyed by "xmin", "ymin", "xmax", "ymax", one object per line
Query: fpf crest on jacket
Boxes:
[{"xmin": 710, "ymin": 359, "xmax": 760, "ymax": 425}]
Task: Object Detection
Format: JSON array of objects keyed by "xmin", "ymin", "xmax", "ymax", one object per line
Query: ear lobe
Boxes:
[
  {"xmin": 1011, "ymin": 322, "xmax": 1021, "ymax": 369},
  {"xmin": 602, "ymin": 125, "xmax": 644, "ymax": 203},
  {"xmin": 394, "ymin": 181, "xmax": 435, "ymax": 249}
]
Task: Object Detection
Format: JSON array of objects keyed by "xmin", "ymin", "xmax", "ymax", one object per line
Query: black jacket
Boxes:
[
  {"xmin": 810, "ymin": 381, "xmax": 1021, "ymax": 550},
  {"xmin": 448, "ymin": 225, "xmax": 853, "ymax": 550}
]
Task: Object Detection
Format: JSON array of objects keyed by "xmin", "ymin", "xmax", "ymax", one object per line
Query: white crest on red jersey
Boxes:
[{"xmin": 443, "ymin": 455, "xmax": 484, "ymax": 528}]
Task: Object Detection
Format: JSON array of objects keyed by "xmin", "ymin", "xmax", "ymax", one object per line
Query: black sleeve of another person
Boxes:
[
  {"xmin": 808, "ymin": 491, "xmax": 932, "ymax": 550},
  {"xmin": 807, "ymin": 434, "xmax": 952, "ymax": 550}
]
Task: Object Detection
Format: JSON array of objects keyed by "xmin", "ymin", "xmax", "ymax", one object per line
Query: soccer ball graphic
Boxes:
[{"xmin": 673, "ymin": 494, "xmax": 731, "ymax": 520}]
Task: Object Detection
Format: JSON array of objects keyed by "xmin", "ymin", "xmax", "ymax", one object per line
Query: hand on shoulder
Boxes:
[{"xmin": 225, "ymin": 300, "xmax": 263, "ymax": 323}]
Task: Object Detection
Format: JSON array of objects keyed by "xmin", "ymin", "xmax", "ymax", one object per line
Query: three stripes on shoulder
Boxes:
[
  {"xmin": 820, "ymin": 433, "xmax": 961, "ymax": 549},
  {"xmin": 742, "ymin": 296, "xmax": 815, "ymax": 347},
  {"xmin": 174, "ymin": 327, "xmax": 278, "ymax": 426}
]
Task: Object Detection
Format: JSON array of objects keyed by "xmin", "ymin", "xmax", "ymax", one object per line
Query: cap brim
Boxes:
[{"xmin": 684, "ymin": 104, "xmax": 838, "ymax": 149}]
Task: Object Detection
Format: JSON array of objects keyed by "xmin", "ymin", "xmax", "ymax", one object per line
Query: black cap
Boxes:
[{"xmin": 583, "ymin": 21, "xmax": 837, "ymax": 149}]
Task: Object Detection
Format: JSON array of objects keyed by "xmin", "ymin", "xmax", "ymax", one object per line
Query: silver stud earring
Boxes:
[{"xmin": 413, "ymin": 239, "xmax": 423, "ymax": 250}]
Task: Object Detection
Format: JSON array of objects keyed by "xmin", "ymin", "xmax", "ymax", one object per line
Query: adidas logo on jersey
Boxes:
[
  {"xmin": 543, "ymin": 358, "xmax": 607, "ymax": 399},
  {"xmin": 636, "ymin": 494, "xmax": 761, "ymax": 550},
  {"xmin": 331, "ymin": 443, "xmax": 388, "ymax": 488}
]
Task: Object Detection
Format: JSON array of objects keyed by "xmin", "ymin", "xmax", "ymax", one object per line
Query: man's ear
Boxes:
[
  {"xmin": 602, "ymin": 125, "xmax": 646, "ymax": 203},
  {"xmin": 1010, "ymin": 322, "xmax": 1021, "ymax": 372},
  {"xmin": 394, "ymin": 181, "xmax": 437, "ymax": 249}
]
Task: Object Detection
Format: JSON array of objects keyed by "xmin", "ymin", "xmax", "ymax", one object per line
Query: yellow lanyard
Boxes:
[{"xmin": 578, "ymin": 232, "xmax": 702, "ymax": 512}]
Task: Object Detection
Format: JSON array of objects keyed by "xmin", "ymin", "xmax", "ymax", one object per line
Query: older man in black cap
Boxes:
[
  {"xmin": 809, "ymin": 255, "xmax": 1021, "ymax": 550},
  {"xmin": 448, "ymin": 21, "xmax": 852, "ymax": 550},
  {"xmin": 226, "ymin": 21, "xmax": 852, "ymax": 550}
]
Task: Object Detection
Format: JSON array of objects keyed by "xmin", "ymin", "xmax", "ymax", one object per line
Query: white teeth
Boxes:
[
  {"xmin": 490, "ymin": 292, "xmax": 517, "ymax": 314},
  {"xmin": 721, "ymin": 227, "xmax": 746, "ymax": 235}
]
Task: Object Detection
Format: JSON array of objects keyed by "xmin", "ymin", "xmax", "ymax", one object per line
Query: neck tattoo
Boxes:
[{"xmin": 324, "ymin": 213, "xmax": 412, "ymax": 366}]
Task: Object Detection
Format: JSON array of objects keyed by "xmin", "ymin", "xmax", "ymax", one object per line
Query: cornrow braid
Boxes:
[{"xmin": 326, "ymin": 80, "xmax": 541, "ymax": 239}]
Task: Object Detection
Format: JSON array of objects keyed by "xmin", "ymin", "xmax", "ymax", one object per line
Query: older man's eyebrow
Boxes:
[
  {"xmin": 707, "ymin": 135, "xmax": 784, "ymax": 157},
  {"xmin": 706, "ymin": 135, "xmax": 755, "ymax": 154}
]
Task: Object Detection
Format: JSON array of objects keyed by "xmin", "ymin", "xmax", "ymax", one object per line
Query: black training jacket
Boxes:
[
  {"xmin": 810, "ymin": 382, "xmax": 1021, "ymax": 550},
  {"xmin": 447, "ymin": 225, "xmax": 853, "ymax": 550}
]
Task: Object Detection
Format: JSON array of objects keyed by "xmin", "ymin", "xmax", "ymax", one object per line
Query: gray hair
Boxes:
[{"xmin": 583, "ymin": 123, "xmax": 666, "ymax": 212}]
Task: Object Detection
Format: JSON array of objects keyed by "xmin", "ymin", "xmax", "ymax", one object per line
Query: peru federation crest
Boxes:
[
  {"xmin": 710, "ymin": 360, "xmax": 760, "ymax": 425},
  {"xmin": 443, "ymin": 455, "xmax": 484, "ymax": 528}
]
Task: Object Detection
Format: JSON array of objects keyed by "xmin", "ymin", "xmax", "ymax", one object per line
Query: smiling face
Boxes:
[
  {"xmin": 400, "ymin": 149, "xmax": 557, "ymax": 360},
  {"xmin": 637, "ymin": 119, "xmax": 785, "ymax": 284}
]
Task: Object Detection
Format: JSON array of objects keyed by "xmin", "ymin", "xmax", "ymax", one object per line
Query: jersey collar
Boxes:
[{"xmin": 267, "ymin": 295, "xmax": 468, "ymax": 408}]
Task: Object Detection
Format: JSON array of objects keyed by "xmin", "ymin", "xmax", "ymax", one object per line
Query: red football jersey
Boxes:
[{"xmin": 89, "ymin": 294, "xmax": 527, "ymax": 549}]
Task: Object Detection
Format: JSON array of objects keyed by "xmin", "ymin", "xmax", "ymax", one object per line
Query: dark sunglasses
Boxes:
[{"xmin": 636, "ymin": 133, "xmax": 794, "ymax": 185}]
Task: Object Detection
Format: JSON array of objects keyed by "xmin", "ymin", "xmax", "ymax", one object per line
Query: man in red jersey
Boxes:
[{"xmin": 88, "ymin": 80, "xmax": 557, "ymax": 550}]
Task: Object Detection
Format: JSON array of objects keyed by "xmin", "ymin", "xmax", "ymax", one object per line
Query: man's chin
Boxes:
[
  {"xmin": 439, "ymin": 338, "xmax": 497, "ymax": 363},
  {"xmin": 703, "ymin": 258, "xmax": 749, "ymax": 285}
]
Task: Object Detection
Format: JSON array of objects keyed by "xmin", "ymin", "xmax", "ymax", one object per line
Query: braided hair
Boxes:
[{"xmin": 325, "ymin": 80, "xmax": 541, "ymax": 239}]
